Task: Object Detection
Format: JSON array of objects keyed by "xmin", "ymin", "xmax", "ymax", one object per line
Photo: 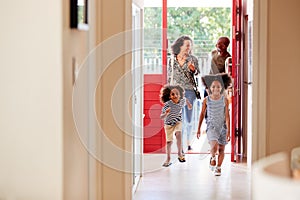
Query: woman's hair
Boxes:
[
  {"xmin": 171, "ymin": 35, "xmax": 193, "ymax": 55},
  {"xmin": 160, "ymin": 85, "xmax": 185, "ymax": 103},
  {"xmin": 201, "ymin": 73, "xmax": 232, "ymax": 94}
]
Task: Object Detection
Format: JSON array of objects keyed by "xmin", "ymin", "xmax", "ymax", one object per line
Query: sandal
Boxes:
[
  {"xmin": 209, "ymin": 156, "xmax": 216, "ymax": 171},
  {"xmin": 178, "ymin": 156, "xmax": 186, "ymax": 163},
  {"xmin": 162, "ymin": 162, "xmax": 172, "ymax": 167}
]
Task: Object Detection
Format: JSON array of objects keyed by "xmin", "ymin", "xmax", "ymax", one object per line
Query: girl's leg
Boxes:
[
  {"xmin": 175, "ymin": 131, "xmax": 183, "ymax": 157},
  {"xmin": 209, "ymin": 140, "xmax": 218, "ymax": 168},
  {"xmin": 214, "ymin": 144, "xmax": 225, "ymax": 176},
  {"xmin": 209, "ymin": 140, "xmax": 218, "ymax": 157},
  {"xmin": 166, "ymin": 141, "xmax": 173, "ymax": 163},
  {"xmin": 217, "ymin": 144, "xmax": 225, "ymax": 167},
  {"xmin": 175, "ymin": 131, "xmax": 186, "ymax": 162}
]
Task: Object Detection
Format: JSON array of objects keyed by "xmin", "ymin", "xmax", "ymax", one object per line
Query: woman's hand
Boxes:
[
  {"xmin": 186, "ymin": 99, "xmax": 192, "ymax": 110},
  {"xmin": 188, "ymin": 61, "xmax": 195, "ymax": 72}
]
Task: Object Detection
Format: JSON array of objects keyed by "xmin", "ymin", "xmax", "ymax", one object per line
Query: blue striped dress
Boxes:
[{"xmin": 206, "ymin": 96, "xmax": 228, "ymax": 145}]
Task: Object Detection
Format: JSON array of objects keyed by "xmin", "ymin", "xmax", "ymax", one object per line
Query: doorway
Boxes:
[
  {"xmin": 142, "ymin": 0, "xmax": 250, "ymax": 162},
  {"xmin": 132, "ymin": 0, "xmax": 254, "ymax": 190},
  {"xmin": 131, "ymin": 0, "xmax": 256, "ymax": 198}
]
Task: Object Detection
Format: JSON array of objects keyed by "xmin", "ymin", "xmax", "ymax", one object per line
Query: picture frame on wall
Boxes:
[{"xmin": 70, "ymin": 0, "xmax": 89, "ymax": 30}]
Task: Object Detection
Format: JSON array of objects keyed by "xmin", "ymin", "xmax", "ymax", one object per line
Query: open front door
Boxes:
[
  {"xmin": 231, "ymin": 0, "xmax": 242, "ymax": 162},
  {"xmin": 143, "ymin": 0, "xmax": 237, "ymax": 156},
  {"xmin": 143, "ymin": 0, "xmax": 167, "ymax": 153}
]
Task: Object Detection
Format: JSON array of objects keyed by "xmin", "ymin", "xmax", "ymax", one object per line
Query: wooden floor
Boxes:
[{"xmin": 133, "ymin": 135, "xmax": 251, "ymax": 200}]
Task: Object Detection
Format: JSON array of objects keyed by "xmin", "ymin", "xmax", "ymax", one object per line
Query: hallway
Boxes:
[
  {"xmin": 133, "ymin": 133, "xmax": 250, "ymax": 200},
  {"xmin": 133, "ymin": 153, "xmax": 251, "ymax": 200}
]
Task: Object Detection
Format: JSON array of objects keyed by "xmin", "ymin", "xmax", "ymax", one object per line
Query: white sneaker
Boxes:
[
  {"xmin": 209, "ymin": 156, "xmax": 216, "ymax": 171},
  {"xmin": 214, "ymin": 166, "xmax": 221, "ymax": 176}
]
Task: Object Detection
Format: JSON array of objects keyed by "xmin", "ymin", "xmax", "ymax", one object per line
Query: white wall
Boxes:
[{"xmin": 0, "ymin": 0, "xmax": 63, "ymax": 199}]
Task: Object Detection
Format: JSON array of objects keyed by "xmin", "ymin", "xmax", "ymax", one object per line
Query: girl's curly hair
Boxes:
[
  {"xmin": 160, "ymin": 84, "xmax": 185, "ymax": 103},
  {"xmin": 201, "ymin": 73, "xmax": 232, "ymax": 94}
]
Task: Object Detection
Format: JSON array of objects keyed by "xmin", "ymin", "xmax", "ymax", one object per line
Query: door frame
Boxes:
[
  {"xmin": 141, "ymin": 0, "xmax": 266, "ymax": 164},
  {"xmin": 250, "ymin": 0, "xmax": 267, "ymax": 163}
]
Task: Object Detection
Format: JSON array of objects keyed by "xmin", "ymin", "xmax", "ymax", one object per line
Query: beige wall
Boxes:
[
  {"xmin": 251, "ymin": 0, "xmax": 300, "ymax": 162},
  {"xmin": 62, "ymin": 0, "xmax": 90, "ymax": 199},
  {"xmin": 95, "ymin": 0, "xmax": 133, "ymax": 199},
  {"xmin": 0, "ymin": 0, "xmax": 133, "ymax": 199},
  {"xmin": 0, "ymin": 0, "xmax": 63, "ymax": 199},
  {"xmin": 266, "ymin": 0, "xmax": 300, "ymax": 154}
]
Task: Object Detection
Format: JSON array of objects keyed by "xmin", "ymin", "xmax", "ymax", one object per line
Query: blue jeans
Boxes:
[{"xmin": 182, "ymin": 89, "xmax": 196, "ymax": 147}]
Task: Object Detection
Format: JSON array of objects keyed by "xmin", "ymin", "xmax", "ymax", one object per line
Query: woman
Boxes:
[{"xmin": 168, "ymin": 35, "xmax": 200, "ymax": 151}]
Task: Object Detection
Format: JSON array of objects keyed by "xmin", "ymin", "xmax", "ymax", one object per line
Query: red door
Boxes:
[
  {"xmin": 231, "ymin": 0, "xmax": 242, "ymax": 161},
  {"xmin": 143, "ymin": 0, "xmax": 168, "ymax": 153}
]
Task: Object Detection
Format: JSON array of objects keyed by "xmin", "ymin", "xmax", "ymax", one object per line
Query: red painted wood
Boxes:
[
  {"xmin": 144, "ymin": 75, "xmax": 164, "ymax": 83},
  {"xmin": 162, "ymin": 0, "xmax": 167, "ymax": 84},
  {"xmin": 143, "ymin": 0, "xmax": 168, "ymax": 153},
  {"xmin": 143, "ymin": 119, "xmax": 163, "ymax": 128},
  {"xmin": 231, "ymin": 0, "xmax": 242, "ymax": 162}
]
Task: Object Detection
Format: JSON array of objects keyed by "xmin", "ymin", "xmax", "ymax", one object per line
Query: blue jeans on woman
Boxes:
[{"xmin": 182, "ymin": 89, "xmax": 196, "ymax": 150}]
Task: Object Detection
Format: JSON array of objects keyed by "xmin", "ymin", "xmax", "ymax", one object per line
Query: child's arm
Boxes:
[
  {"xmin": 225, "ymin": 98, "xmax": 231, "ymax": 142},
  {"xmin": 186, "ymin": 98, "xmax": 192, "ymax": 110},
  {"xmin": 196, "ymin": 98, "xmax": 207, "ymax": 139},
  {"xmin": 160, "ymin": 107, "xmax": 170, "ymax": 119}
]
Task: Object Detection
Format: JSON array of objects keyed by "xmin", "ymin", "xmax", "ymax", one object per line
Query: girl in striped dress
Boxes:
[
  {"xmin": 160, "ymin": 85, "xmax": 192, "ymax": 167},
  {"xmin": 196, "ymin": 74, "xmax": 232, "ymax": 176}
]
